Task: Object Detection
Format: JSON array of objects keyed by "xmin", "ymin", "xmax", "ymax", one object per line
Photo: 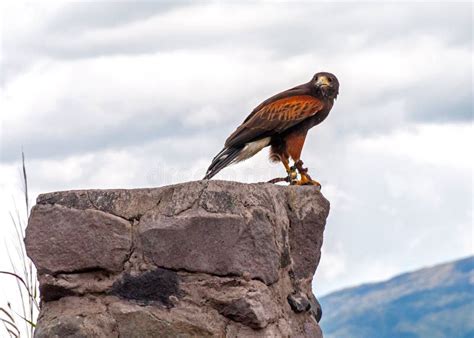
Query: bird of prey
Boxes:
[{"xmin": 204, "ymin": 72, "xmax": 339, "ymax": 187}]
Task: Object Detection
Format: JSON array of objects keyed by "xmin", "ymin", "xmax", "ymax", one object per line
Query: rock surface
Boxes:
[{"xmin": 26, "ymin": 180, "xmax": 329, "ymax": 337}]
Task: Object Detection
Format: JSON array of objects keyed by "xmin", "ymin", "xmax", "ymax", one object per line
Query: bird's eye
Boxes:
[{"xmin": 327, "ymin": 77, "xmax": 332, "ymax": 83}]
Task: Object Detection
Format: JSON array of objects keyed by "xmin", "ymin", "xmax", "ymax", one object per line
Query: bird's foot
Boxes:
[
  {"xmin": 295, "ymin": 173, "xmax": 321, "ymax": 190},
  {"xmin": 268, "ymin": 166, "xmax": 298, "ymax": 185},
  {"xmin": 297, "ymin": 179, "xmax": 321, "ymax": 189},
  {"xmin": 292, "ymin": 161, "xmax": 321, "ymax": 189}
]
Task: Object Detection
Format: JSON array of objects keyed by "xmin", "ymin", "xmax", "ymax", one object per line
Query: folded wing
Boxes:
[{"xmin": 225, "ymin": 95, "xmax": 324, "ymax": 147}]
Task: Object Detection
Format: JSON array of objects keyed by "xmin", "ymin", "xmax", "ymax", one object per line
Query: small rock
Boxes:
[
  {"xmin": 242, "ymin": 271, "xmax": 251, "ymax": 281},
  {"xmin": 287, "ymin": 293, "xmax": 311, "ymax": 313},
  {"xmin": 217, "ymin": 292, "xmax": 276, "ymax": 329}
]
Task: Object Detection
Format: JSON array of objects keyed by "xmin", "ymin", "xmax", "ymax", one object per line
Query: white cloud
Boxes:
[
  {"xmin": 353, "ymin": 123, "xmax": 473, "ymax": 169},
  {"xmin": 317, "ymin": 243, "xmax": 348, "ymax": 281}
]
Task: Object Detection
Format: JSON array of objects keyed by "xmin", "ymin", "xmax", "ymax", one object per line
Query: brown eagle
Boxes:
[{"xmin": 204, "ymin": 72, "xmax": 339, "ymax": 187}]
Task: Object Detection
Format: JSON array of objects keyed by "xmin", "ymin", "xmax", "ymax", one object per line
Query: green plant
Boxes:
[{"xmin": 0, "ymin": 152, "xmax": 39, "ymax": 338}]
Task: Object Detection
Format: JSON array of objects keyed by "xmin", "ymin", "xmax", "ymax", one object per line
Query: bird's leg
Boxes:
[
  {"xmin": 267, "ymin": 156, "xmax": 297, "ymax": 184},
  {"xmin": 294, "ymin": 160, "xmax": 321, "ymax": 189},
  {"xmin": 283, "ymin": 158, "xmax": 298, "ymax": 185}
]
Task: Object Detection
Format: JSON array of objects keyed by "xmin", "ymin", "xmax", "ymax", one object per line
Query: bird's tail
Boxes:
[{"xmin": 203, "ymin": 146, "xmax": 243, "ymax": 180}]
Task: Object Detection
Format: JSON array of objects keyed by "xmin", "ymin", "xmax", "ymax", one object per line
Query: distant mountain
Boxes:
[{"xmin": 319, "ymin": 256, "xmax": 474, "ymax": 338}]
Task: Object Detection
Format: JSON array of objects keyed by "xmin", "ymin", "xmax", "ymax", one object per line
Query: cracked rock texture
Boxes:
[{"xmin": 25, "ymin": 180, "xmax": 329, "ymax": 337}]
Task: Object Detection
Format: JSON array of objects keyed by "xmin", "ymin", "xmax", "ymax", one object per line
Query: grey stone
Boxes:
[
  {"xmin": 138, "ymin": 211, "xmax": 280, "ymax": 285},
  {"xmin": 25, "ymin": 204, "xmax": 132, "ymax": 274},
  {"xmin": 34, "ymin": 296, "xmax": 116, "ymax": 338},
  {"xmin": 108, "ymin": 299, "xmax": 218, "ymax": 338},
  {"xmin": 287, "ymin": 186, "xmax": 330, "ymax": 280},
  {"xmin": 204, "ymin": 281, "xmax": 278, "ymax": 329},
  {"xmin": 217, "ymin": 294, "xmax": 273, "ymax": 329}
]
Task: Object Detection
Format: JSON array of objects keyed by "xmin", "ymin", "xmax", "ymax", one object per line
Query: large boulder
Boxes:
[{"xmin": 26, "ymin": 180, "xmax": 329, "ymax": 337}]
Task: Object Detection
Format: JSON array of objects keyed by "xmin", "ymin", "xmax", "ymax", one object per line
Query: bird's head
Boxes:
[{"xmin": 312, "ymin": 72, "xmax": 339, "ymax": 99}]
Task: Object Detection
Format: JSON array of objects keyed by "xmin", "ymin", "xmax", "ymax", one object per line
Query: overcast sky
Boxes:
[{"xmin": 0, "ymin": 1, "xmax": 472, "ymax": 321}]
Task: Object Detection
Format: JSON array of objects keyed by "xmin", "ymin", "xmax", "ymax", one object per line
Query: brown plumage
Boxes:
[{"xmin": 204, "ymin": 72, "xmax": 339, "ymax": 186}]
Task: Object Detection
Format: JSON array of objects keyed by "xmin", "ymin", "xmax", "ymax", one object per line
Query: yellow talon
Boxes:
[{"xmin": 296, "ymin": 174, "xmax": 321, "ymax": 189}]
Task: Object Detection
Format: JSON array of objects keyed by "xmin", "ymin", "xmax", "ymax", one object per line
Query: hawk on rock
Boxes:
[{"xmin": 204, "ymin": 72, "xmax": 339, "ymax": 187}]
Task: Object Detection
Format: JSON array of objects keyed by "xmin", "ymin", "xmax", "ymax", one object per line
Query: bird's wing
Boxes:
[
  {"xmin": 225, "ymin": 95, "xmax": 324, "ymax": 147},
  {"xmin": 242, "ymin": 84, "xmax": 309, "ymax": 124}
]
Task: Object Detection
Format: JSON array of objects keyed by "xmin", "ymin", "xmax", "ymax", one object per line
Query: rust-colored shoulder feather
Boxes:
[{"xmin": 243, "ymin": 83, "xmax": 311, "ymax": 123}]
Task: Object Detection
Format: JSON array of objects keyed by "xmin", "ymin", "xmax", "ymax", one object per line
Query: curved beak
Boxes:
[{"xmin": 316, "ymin": 76, "xmax": 331, "ymax": 88}]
